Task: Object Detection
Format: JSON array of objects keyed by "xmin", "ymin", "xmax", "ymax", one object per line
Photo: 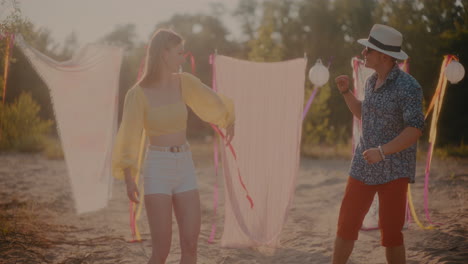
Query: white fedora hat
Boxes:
[{"xmin": 358, "ymin": 24, "xmax": 408, "ymax": 60}]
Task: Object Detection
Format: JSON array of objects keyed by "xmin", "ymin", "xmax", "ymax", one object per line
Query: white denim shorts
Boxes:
[{"xmin": 143, "ymin": 145, "xmax": 197, "ymax": 196}]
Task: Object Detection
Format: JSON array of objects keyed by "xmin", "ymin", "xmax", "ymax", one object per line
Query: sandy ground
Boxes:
[{"xmin": 0, "ymin": 141, "xmax": 467, "ymax": 264}]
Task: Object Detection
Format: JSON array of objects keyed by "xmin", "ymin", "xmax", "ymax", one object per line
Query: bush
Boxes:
[
  {"xmin": 0, "ymin": 92, "xmax": 53, "ymax": 152},
  {"xmin": 302, "ymin": 84, "xmax": 349, "ymax": 146},
  {"xmin": 436, "ymin": 142, "xmax": 468, "ymax": 159},
  {"xmin": 42, "ymin": 137, "xmax": 64, "ymax": 159}
]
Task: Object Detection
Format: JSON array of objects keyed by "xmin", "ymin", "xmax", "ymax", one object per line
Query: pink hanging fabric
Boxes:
[
  {"xmin": 15, "ymin": 35, "xmax": 123, "ymax": 214},
  {"xmin": 214, "ymin": 55, "xmax": 306, "ymax": 248}
]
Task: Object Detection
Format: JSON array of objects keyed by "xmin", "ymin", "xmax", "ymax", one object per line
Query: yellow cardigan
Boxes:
[{"xmin": 112, "ymin": 72, "xmax": 235, "ymax": 180}]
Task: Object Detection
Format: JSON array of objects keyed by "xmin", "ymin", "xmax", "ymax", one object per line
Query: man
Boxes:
[{"xmin": 332, "ymin": 24, "xmax": 425, "ymax": 264}]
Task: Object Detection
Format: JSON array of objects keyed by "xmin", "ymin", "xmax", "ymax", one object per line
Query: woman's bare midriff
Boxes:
[{"xmin": 148, "ymin": 130, "xmax": 187, "ymax": 147}]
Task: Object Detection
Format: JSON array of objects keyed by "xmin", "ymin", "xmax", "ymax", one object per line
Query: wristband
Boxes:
[{"xmin": 378, "ymin": 145, "xmax": 386, "ymax": 160}]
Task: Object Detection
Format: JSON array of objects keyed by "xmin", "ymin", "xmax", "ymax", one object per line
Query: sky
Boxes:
[{"xmin": 2, "ymin": 0, "xmax": 242, "ymax": 45}]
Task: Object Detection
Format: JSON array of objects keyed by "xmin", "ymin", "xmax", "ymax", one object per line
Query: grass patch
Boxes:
[
  {"xmin": 441, "ymin": 143, "xmax": 468, "ymax": 158},
  {"xmin": 0, "ymin": 199, "xmax": 126, "ymax": 263},
  {"xmin": 302, "ymin": 141, "xmax": 468, "ymax": 161},
  {"xmin": 0, "ymin": 199, "xmax": 53, "ymax": 263},
  {"xmin": 0, "ymin": 92, "xmax": 53, "ymax": 152},
  {"xmin": 417, "ymin": 142, "xmax": 468, "ymax": 161},
  {"xmin": 41, "ymin": 137, "xmax": 64, "ymax": 160}
]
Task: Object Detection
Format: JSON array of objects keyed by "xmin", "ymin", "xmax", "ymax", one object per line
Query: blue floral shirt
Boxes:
[{"xmin": 350, "ymin": 65, "xmax": 425, "ymax": 185}]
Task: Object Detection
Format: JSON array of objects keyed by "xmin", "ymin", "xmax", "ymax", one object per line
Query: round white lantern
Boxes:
[
  {"xmin": 308, "ymin": 59, "xmax": 330, "ymax": 87},
  {"xmin": 445, "ymin": 60, "xmax": 465, "ymax": 84}
]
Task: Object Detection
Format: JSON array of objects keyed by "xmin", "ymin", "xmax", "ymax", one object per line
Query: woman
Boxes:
[{"xmin": 112, "ymin": 29, "xmax": 235, "ymax": 264}]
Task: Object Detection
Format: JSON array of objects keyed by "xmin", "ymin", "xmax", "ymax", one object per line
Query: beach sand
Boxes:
[{"xmin": 0, "ymin": 141, "xmax": 467, "ymax": 263}]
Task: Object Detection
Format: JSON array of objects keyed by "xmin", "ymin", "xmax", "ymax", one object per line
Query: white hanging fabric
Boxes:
[
  {"xmin": 214, "ymin": 55, "xmax": 306, "ymax": 247},
  {"xmin": 16, "ymin": 35, "xmax": 123, "ymax": 214}
]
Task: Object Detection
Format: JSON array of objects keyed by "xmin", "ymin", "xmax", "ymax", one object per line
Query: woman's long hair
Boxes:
[{"xmin": 138, "ymin": 29, "xmax": 184, "ymax": 86}]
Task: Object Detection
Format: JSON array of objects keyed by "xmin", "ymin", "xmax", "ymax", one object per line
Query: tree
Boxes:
[
  {"xmin": 248, "ymin": 1, "xmax": 284, "ymax": 62},
  {"xmin": 0, "ymin": 0, "xmax": 22, "ymax": 34},
  {"xmin": 155, "ymin": 13, "xmax": 240, "ymax": 81},
  {"xmin": 100, "ymin": 24, "xmax": 144, "ymax": 122},
  {"xmin": 233, "ymin": 0, "xmax": 261, "ymax": 42},
  {"xmin": 1, "ymin": 1, "xmax": 59, "ymax": 121},
  {"xmin": 242, "ymin": 0, "xmax": 354, "ymax": 145},
  {"xmin": 374, "ymin": 0, "xmax": 468, "ymax": 145},
  {"xmin": 154, "ymin": 13, "xmax": 241, "ymax": 136},
  {"xmin": 100, "ymin": 24, "xmax": 138, "ymax": 50},
  {"xmin": 235, "ymin": 0, "xmax": 468, "ymax": 146},
  {"xmin": 59, "ymin": 31, "xmax": 79, "ymax": 60}
]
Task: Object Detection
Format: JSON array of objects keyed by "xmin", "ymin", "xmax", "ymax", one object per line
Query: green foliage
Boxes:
[
  {"xmin": 244, "ymin": 0, "xmax": 349, "ymax": 145},
  {"xmin": 1, "ymin": 3, "xmax": 60, "ymax": 123},
  {"xmin": 154, "ymin": 13, "xmax": 242, "ymax": 136},
  {"xmin": 42, "ymin": 137, "xmax": 64, "ymax": 159},
  {"xmin": 248, "ymin": 19, "xmax": 284, "ymax": 62},
  {"xmin": 436, "ymin": 142, "xmax": 468, "ymax": 158},
  {"xmin": 0, "ymin": 0, "xmax": 22, "ymax": 34},
  {"xmin": 100, "ymin": 24, "xmax": 144, "ymax": 123},
  {"xmin": 155, "ymin": 13, "xmax": 241, "ymax": 81},
  {"xmin": 373, "ymin": 0, "xmax": 468, "ymax": 145},
  {"xmin": 302, "ymin": 85, "xmax": 331, "ymax": 145},
  {"xmin": 302, "ymin": 83, "xmax": 348, "ymax": 146},
  {"xmin": 248, "ymin": 2, "xmax": 284, "ymax": 62},
  {"xmin": 243, "ymin": 0, "xmax": 468, "ymax": 148},
  {"xmin": 100, "ymin": 24, "xmax": 137, "ymax": 50},
  {"xmin": 233, "ymin": 0, "xmax": 260, "ymax": 40},
  {"xmin": 0, "ymin": 92, "xmax": 53, "ymax": 152}
]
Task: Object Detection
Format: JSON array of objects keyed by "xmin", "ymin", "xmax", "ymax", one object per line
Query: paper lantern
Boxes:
[
  {"xmin": 445, "ymin": 60, "xmax": 465, "ymax": 84},
  {"xmin": 308, "ymin": 59, "xmax": 329, "ymax": 87}
]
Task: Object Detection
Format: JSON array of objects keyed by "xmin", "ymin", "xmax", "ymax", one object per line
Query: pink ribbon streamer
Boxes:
[
  {"xmin": 208, "ymin": 54, "xmax": 219, "ymax": 243},
  {"xmin": 2, "ymin": 33, "xmax": 15, "ymax": 104},
  {"xmin": 184, "ymin": 52, "xmax": 196, "ymax": 74},
  {"xmin": 420, "ymin": 55, "xmax": 454, "ymax": 226},
  {"xmin": 208, "ymin": 135, "xmax": 219, "ymax": 243},
  {"xmin": 129, "ymin": 202, "xmax": 137, "ymax": 242},
  {"xmin": 400, "ymin": 60, "xmax": 413, "ymax": 225},
  {"xmin": 423, "ymin": 143, "xmax": 440, "ymax": 225},
  {"xmin": 406, "ymin": 199, "xmax": 412, "ymax": 224},
  {"xmin": 210, "ymin": 124, "xmax": 254, "ymax": 207},
  {"xmin": 302, "ymin": 86, "xmax": 319, "ymax": 121}
]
